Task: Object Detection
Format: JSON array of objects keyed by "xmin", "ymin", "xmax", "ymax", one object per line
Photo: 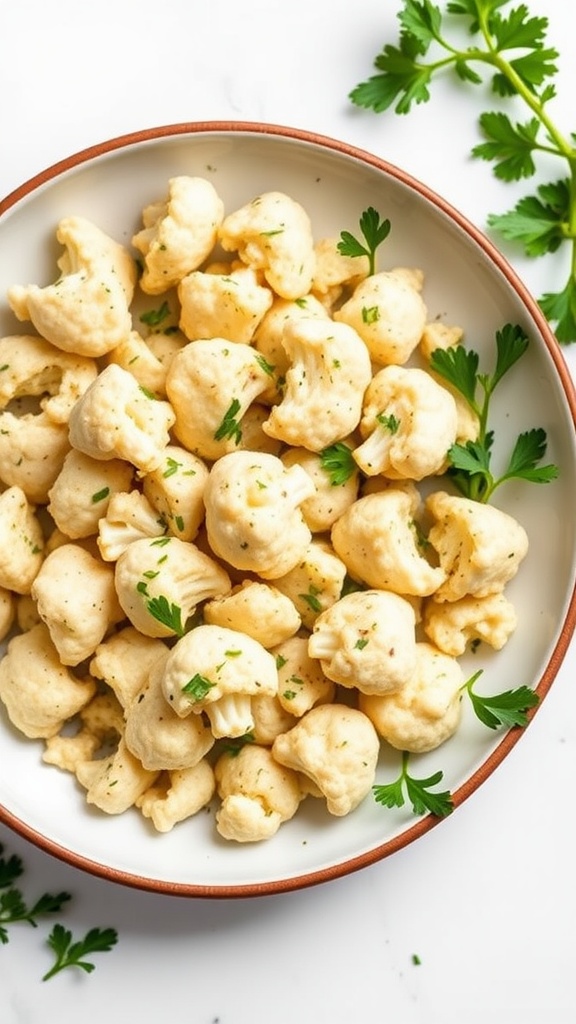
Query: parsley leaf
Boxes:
[
  {"xmin": 182, "ymin": 673, "xmax": 216, "ymax": 702},
  {"xmin": 145, "ymin": 594, "xmax": 185, "ymax": 636},
  {"xmin": 319, "ymin": 441, "xmax": 357, "ymax": 485},
  {"xmin": 373, "ymin": 751, "xmax": 454, "ymax": 818},
  {"xmin": 214, "ymin": 398, "xmax": 242, "ymax": 444},
  {"xmin": 337, "ymin": 206, "xmax": 391, "ymax": 274},
  {"xmin": 431, "ymin": 323, "xmax": 558, "ymax": 501},
  {"xmin": 464, "ymin": 670, "xmax": 540, "ymax": 729},
  {"xmin": 43, "ymin": 924, "xmax": 118, "ymax": 981},
  {"xmin": 349, "ymin": 1, "xmax": 576, "ymax": 342},
  {"xmin": 0, "ymin": 880, "xmax": 71, "ymax": 945}
]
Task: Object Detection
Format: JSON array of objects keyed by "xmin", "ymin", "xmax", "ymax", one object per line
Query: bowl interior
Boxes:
[{"xmin": 1, "ymin": 123, "xmax": 575, "ymax": 896}]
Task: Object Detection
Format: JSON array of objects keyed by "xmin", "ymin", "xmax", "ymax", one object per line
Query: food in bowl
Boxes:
[{"xmin": 0, "ymin": 124, "xmax": 574, "ymax": 896}]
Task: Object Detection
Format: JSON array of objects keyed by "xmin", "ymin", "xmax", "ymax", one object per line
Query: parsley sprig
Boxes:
[
  {"xmin": 373, "ymin": 751, "xmax": 454, "ymax": 817},
  {"xmin": 319, "ymin": 441, "xmax": 357, "ymax": 485},
  {"xmin": 43, "ymin": 924, "xmax": 118, "ymax": 981},
  {"xmin": 464, "ymin": 669, "xmax": 539, "ymax": 728},
  {"xmin": 349, "ymin": 0, "xmax": 576, "ymax": 342},
  {"xmin": 430, "ymin": 322, "xmax": 558, "ymax": 501},
  {"xmin": 0, "ymin": 844, "xmax": 70, "ymax": 945},
  {"xmin": 337, "ymin": 206, "xmax": 391, "ymax": 275}
]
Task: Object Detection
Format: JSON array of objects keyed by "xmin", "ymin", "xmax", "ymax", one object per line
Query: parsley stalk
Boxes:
[{"xmin": 350, "ymin": 0, "xmax": 576, "ymax": 342}]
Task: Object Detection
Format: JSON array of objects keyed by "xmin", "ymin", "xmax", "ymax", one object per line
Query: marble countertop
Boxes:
[{"xmin": 0, "ymin": 2, "xmax": 574, "ymax": 1021}]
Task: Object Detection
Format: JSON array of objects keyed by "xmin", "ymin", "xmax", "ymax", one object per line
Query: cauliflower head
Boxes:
[
  {"xmin": 308, "ymin": 589, "xmax": 417, "ymax": 695},
  {"xmin": 272, "ymin": 703, "xmax": 380, "ymax": 816},
  {"xmin": 359, "ymin": 641, "xmax": 464, "ymax": 753},
  {"xmin": 47, "ymin": 449, "xmax": 135, "ymax": 540},
  {"xmin": 136, "ymin": 761, "xmax": 216, "ymax": 832},
  {"xmin": 132, "ymin": 175, "xmax": 225, "ymax": 294},
  {"xmin": 142, "ymin": 444, "xmax": 209, "ymax": 543},
  {"xmin": 262, "ymin": 317, "xmax": 372, "ymax": 452},
  {"xmin": 203, "ymin": 579, "xmax": 301, "ymax": 649},
  {"xmin": 215, "ymin": 743, "xmax": 303, "ymax": 843},
  {"xmin": 0, "ymin": 485, "xmax": 45, "ymax": 594},
  {"xmin": 178, "ymin": 265, "xmax": 273, "ymax": 344},
  {"xmin": 334, "ymin": 267, "xmax": 427, "ymax": 365},
  {"xmin": 7, "ymin": 216, "xmax": 137, "ymax": 356},
  {"xmin": 422, "ymin": 591, "xmax": 518, "ymax": 656},
  {"xmin": 426, "ymin": 490, "xmax": 529, "ymax": 602},
  {"xmin": 218, "ymin": 190, "xmax": 316, "ymax": 299},
  {"xmin": 0, "ymin": 334, "xmax": 98, "ymax": 425}
]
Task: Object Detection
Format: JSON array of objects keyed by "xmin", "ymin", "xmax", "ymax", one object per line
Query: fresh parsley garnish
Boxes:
[
  {"xmin": 214, "ymin": 398, "xmax": 242, "ymax": 444},
  {"xmin": 337, "ymin": 206, "xmax": 391, "ymax": 275},
  {"xmin": 182, "ymin": 673, "xmax": 216, "ymax": 702},
  {"xmin": 464, "ymin": 669, "xmax": 540, "ymax": 729},
  {"xmin": 140, "ymin": 300, "xmax": 170, "ymax": 328},
  {"xmin": 90, "ymin": 486, "xmax": 110, "ymax": 504},
  {"xmin": 373, "ymin": 751, "xmax": 454, "ymax": 817},
  {"xmin": 319, "ymin": 441, "xmax": 357, "ymax": 485},
  {"xmin": 42, "ymin": 924, "xmax": 118, "ymax": 981},
  {"xmin": 430, "ymin": 323, "xmax": 558, "ymax": 501},
  {"xmin": 0, "ymin": 845, "xmax": 71, "ymax": 946},
  {"xmin": 349, "ymin": 0, "xmax": 576, "ymax": 342},
  {"xmin": 145, "ymin": 594, "xmax": 185, "ymax": 636}
]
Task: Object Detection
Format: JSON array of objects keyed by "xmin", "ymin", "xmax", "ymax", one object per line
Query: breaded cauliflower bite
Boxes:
[
  {"xmin": 142, "ymin": 444, "xmax": 209, "ymax": 543},
  {"xmin": 68, "ymin": 363, "xmax": 175, "ymax": 474},
  {"xmin": 262, "ymin": 317, "xmax": 372, "ymax": 452},
  {"xmin": 352, "ymin": 365, "xmax": 458, "ymax": 480},
  {"xmin": 47, "ymin": 449, "xmax": 135, "ymax": 540},
  {"xmin": 215, "ymin": 743, "xmax": 303, "ymax": 843},
  {"xmin": 308, "ymin": 589, "xmax": 418, "ymax": 695},
  {"xmin": 272, "ymin": 704, "xmax": 380, "ymax": 816},
  {"xmin": 331, "ymin": 489, "xmax": 447, "ymax": 597},
  {"xmin": 272, "ymin": 634, "xmax": 335, "ymax": 717},
  {"xmin": 0, "ymin": 334, "xmax": 98, "ymax": 424},
  {"xmin": 178, "ymin": 265, "xmax": 273, "ymax": 344},
  {"xmin": 359, "ymin": 642, "xmax": 464, "ymax": 753},
  {"xmin": 422, "ymin": 591, "xmax": 518, "ymax": 656},
  {"xmin": 0, "ymin": 485, "xmax": 45, "ymax": 594},
  {"xmin": 136, "ymin": 760, "xmax": 216, "ymax": 832},
  {"xmin": 334, "ymin": 267, "xmax": 427, "ymax": 365},
  {"xmin": 218, "ymin": 190, "xmax": 316, "ymax": 300},
  {"xmin": 165, "ymin": 338, "xmax": 274, "ymax": 461},
  {"xmin": 203, "ymin": 579, "xmax": 301, "ymax": 649},
  {"xmin": 160, "ymin": 623, "xmax": 279, "ymax": 738},
  {"xmin": 0, "ymin": 410, "xmax": 71, "ymax": 504},
  {"xmin": 132, "ymin": 175, "xmax": 225, "ymax": 294},
  {"xmin": 203, "ymin": 450, "xmax": 315, "ymax": 579},
  {"xmin": 425, "ymin": 490, "xmax": 529, "ymax": 602},
  {"xmin": 8, "ymin": 216, "xmax": 137, "ymax": 357},
  {"xmin": 280, "ymin": 442, "xmax": 360, "ymax": 533}
]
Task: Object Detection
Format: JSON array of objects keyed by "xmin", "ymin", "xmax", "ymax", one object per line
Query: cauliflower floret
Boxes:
[
  {"xmin": 132, "ymin": 175, "xmax": 225, "ymax": 294},
  {"xmin": 142, "ymin": 444, "xmax": 209, "ymax": 543},
  {"xmin": 0, "ymin": 486, "xmax": 44, "ymax": 594},
  {"xmin": 75, "ymin": 735, "xmax": 159, "ymax": 815},
  {"xmin": 136, "ymin": 760, "xmax": 216, "ymax": 832},
  {"xmin": 203, "ymin": 580, "xmax": 301, "ymax": 648},
  {"xmin": 47, "ymin": 450, "xmax": 135, "ymax": 540},
  {"xmin": 203, "ymin": 450, "xmax": 315, "ymax": 579},
  {"xmin": 0, "ymin": 334, "xmax": 98, "ymax": 424},
  {"xmin": 311, "ymin": 236, "xmax": 370, "ymax": 307},
  {"xmin": 165, "ymin": 338, "xmax": 273, "ymax": 461},
  {"xmin": 68, "ymin": 363, "xmax": 175, "ymax": 474},
  {"xmin": 352, "ymin": 365, "xmax": 458, "ymax": 480},
  {"xmin": 7, "ymin": 216, "xmax": 137, "ymax": 357},
  {"xmin": 331, "ymin": 489, "xmax": 446, "ymax": 597},
  {"xmin": 178, "ymin": 265, "xmax": 273, "ymax": 344},
  {"xmin": 218, "ymin": 190, "xmax": 316, "ymax": 300},
  {"xmin": 0, "ymin": 410, "xmax": 70, "ymax": 504},
  {"xmin": 272, "ymin": 704, "xmax": 380, "ymax": 816},
  {"xmin": 160, "ymin": 623, "xmax": 278, "ymax": 737},
  {"xmin": 214, "ymin": 743, "xmax": 303, "ymax": 842},
  {"xmin": 97, "ymin": 490, "xmax": 166, "ymax": 561},
  {"xmin": 273, "ymin": 635, "xmax": 335, "ymax": 717},
  {"xmin": 31, "ymin": 543, "xmax": 123, "ymax": 666},
  {"xmin": 308, "ymin": 589, "xmax": 417, "ymax": 695},
  {"xmin": 90, "ymin": 625, "xmax": 169, "ymax": 711},
  {"xmin": 272, "ymin": 539, "xmax": 348, "ymax": 629},
  {"xmin": 105, "ymin": 328, "xmax": 182, "ymax": 398},
  {"xmin": 280, "ymin": 442, "xmax": 360, "ymax": 532},
  {"xmin": 252, "ymin": 294, "xmax": 329, "ymax": 403},
  {"xmin": 334, "ymin": 267, "xmax": 427, "ymax": 365},
  {"xmin": 43, "ymin": 689, "xmax": 125, "ymax": 772},
  {"xmin": 124, "ymin": 654, "xmax": 215, "ymax": 770},
  {"xmin": 359, "ymin": 642, "xmax": 464, "ymax": 752},
  {"xmin": 422, "ymin": 591, "xmax": 518, "ymax": 656},
  {"xmin": 114, "ymin": 535, "xmax": 231, "ymax": 639},
  {"xmin": 0, "ymin": 623, "xmax": 96, "ymax": 739},
  {"xmin": 262, "ymin": 317, "xmax": 372, "ymax": 452},
  {"xmin": 426, "ymin": 490, "xmax": 529, "ymax": 602}
]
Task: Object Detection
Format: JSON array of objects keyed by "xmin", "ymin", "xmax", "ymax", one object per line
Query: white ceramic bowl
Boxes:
[{"xmin": 1, "ymin": 122, "xmax": 575, "ymax": 897}]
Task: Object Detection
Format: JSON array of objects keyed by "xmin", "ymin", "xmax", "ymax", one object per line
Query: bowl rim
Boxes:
[{"xmin": 1, "ymin": 119, "xmax": 576, "ymax": 898}]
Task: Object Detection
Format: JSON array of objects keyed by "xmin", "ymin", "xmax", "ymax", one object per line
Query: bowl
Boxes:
[{"xmin": 0, "ymin": 121, "xmax": 575, "ymax": 897}]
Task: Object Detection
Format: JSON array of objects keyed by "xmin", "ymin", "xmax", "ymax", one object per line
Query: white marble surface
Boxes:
[{"xmin": 0, "ymin": 1, "xmax": 575, "ymax": 1021}]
